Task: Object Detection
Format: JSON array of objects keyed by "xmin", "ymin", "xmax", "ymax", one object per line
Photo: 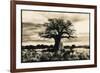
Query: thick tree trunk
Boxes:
[{"xmin": 54, "ymin": 37, "xmax": 61, "ymax": 51}]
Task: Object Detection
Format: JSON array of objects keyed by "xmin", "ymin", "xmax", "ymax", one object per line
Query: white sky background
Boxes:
[{"xmin": 22, "ymin": 10, "xmax": 89, "ymax": 46}]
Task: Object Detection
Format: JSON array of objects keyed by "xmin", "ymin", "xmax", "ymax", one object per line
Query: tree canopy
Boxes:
[{"xmin": 39, "ymin": 18, "xmax": 75, "ymax": 39}]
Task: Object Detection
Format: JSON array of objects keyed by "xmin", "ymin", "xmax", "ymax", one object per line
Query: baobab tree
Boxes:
[{"xmin": 39, "ymin": 18, "xmax": 76, "ymax": 51}]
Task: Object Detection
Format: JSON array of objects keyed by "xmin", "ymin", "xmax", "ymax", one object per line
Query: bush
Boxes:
[{"xmin": 21, "ymin": 47, "xmax": 90, "ymax": 63}]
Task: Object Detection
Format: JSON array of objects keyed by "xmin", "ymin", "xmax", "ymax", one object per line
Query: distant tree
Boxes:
[{"xmin": 39, "ymin": 18, "xmax": 76, "ymax": 51}]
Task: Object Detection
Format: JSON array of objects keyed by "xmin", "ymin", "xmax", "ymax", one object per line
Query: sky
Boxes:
[{"xmin": 21, "ymin": 10, "xmax": 90, "ymax": 46}]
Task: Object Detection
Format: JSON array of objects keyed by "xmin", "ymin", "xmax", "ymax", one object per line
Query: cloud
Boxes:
[
  {"xmin": 21, "ymin": 10, "xmax": 89, "ymax": 45},
  {"xmin": 22, "ymin": 11, "xmax": 48, "ymax": 24}
]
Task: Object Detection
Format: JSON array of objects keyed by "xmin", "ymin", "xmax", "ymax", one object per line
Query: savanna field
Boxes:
[{"xmin": 21, "ymin": 45, "xmax": 90, "ymax": 63}]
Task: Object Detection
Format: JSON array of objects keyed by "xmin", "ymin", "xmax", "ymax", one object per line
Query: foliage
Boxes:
[{"xmin": 21, "ymin": 47, "xmax": 90, "ymax": 63}]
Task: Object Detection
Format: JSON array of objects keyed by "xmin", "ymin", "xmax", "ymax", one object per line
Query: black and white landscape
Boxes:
[{"xmin": 21, "ymin": 10, "xmax": 90, "ymax": 63}]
